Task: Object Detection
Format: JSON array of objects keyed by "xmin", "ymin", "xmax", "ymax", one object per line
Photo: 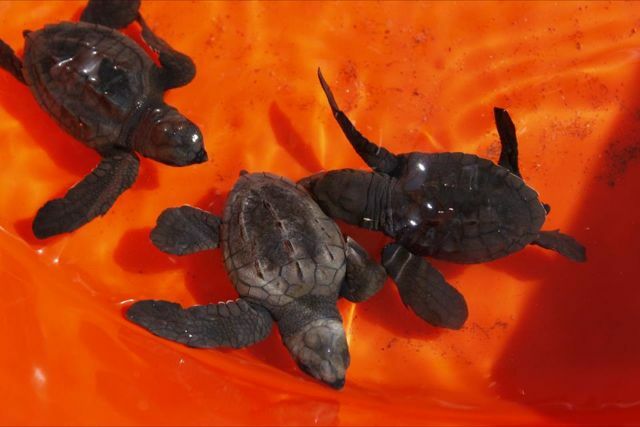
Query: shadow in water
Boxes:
[
  {"xmin": 244, "ymin": 328, "xmax": 300, "ymax": 378},
  {"xmin": 269, "ymin": 102, "xmax": 324, "ymax": 174},
  {"xmin": 0, "ymin": 71, "xmax": 162, "ymax": 185},
  {"xmin": 132, "ymin": 158, "xmax": 160, "ymax": 191},
  {"xmin": 0, "ymin": 74, "xmax": 99, "ymax": 175},
  {"xmin": 114, "ymin": 188, "xmax": 234, "ymax": 303},
  {"xmin": 113, "ymin": 186, "xmax": 309, "ymax": 378},
  {"xmin": 11, "ymin": 158, "xmax": 159, "ymax": 247},
  {"xmin": 490, "ymin": 92, "xmax": 640, "ymax": 421}
]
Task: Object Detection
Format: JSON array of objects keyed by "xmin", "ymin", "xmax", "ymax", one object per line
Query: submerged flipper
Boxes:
[
  {"xmin": 126, "ymin": 299, "xmax": 273, "ymax": 348},
  {"xmin": 32, "ymin": 151, "xmax": 139, "ymax": 239},
  {"xmin": 317, "ymin": 68, "xmax": 398, "ymax": 174},
  {"xmin": 136, "ymin": 15, "xmax": 196, "ymax": 90},
  {"xmin": 533, "ymin": 230, "xmax": 586, "ymax": 262},
  {"xmin": 151, "ymin": 206, "xmax": 221, "ymax": 255},
  {"xmin": 0, "ymin": 39, "xmax": 25, "ymax": 83},
  {"xmin": 494, "ymin": 107, "xmax": 521, "ymax": 178},
  {"xmin": 80, "ymin": 0, "xmax": 141, "ymax": 29},
  {"xmin": 341, "ymin": 236, "xmax": 387, "ymax": 302},
  {"xmin": 382, "ymin": 244, "xmax": 468, "ymax": 329}
]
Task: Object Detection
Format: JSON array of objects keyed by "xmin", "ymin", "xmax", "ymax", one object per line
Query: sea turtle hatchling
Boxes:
[
  {"xmin": 300, "ymin": 69, "xmax": 587, "ymax": 330},
  {"xmin": 126, "ymin": 172, "xmax": 390, "ymax": 389},
  {"xmin": 0, "ymin": 0, "xmax": 207, "ymax": 239}
]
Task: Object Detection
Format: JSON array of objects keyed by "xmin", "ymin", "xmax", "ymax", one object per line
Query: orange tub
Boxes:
[{"xmin": 1, "ymin": 1, "xmax": 639, "ymax": 425}]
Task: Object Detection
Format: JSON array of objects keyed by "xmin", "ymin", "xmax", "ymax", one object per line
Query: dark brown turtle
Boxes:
[
  {"xmin": 126, "ymin": 172, "xmax": 387, "ymax": 389},
  {"xmin": 300, "ymin": 69, "xmax": 587, "ymax": 330},
  {"xmin": 0, "ymin": 0, "xmax": 206, "ymax": 239}
]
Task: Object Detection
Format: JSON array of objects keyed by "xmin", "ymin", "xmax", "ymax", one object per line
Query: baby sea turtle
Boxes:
[
  {"xmin": 0, "ymin": 0, "xmax": 206, "ymax": 239},
  {"xmin": 126, "ymin": 172, "xmax": 387, "ymax": 389},
  {"xmin": 300, "ymin": 69, "xmax": 587, "ymax": 329}
]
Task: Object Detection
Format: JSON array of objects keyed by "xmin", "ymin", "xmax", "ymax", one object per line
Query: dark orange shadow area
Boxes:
[
  {"xmin": 490, "ymin": 84, "xmax": 640, "ymax": 423},
  {"xmin": 269, "ymin": 101, "xmax": 324, "ymax": 173},
  {"xmin": 1, "ymin": 1, "xmax": 640, "ymax": 425},
  {"xmin": 0, "ymin": 74, "xmax": 98, "ymax": 175}
]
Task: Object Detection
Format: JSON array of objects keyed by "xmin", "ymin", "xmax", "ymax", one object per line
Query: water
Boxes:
[{"xmin": 0, "ymin": 1, "xmax": 639, "ymax": 424}]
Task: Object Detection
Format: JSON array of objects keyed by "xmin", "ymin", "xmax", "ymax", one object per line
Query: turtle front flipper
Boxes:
[
  {"xmin": 532, "ymin": 230, "xmax": 586, "ymax": 262},
  {"xmin": 80, "ymin": 0, "xmax": 141, "ymax": 29},
  {"xmin": 382, "ymin": 244, "xmax": 468, "ymax": 330},
  {"xmin": 126, "ymin": 299, "xmax": 273, "ymax": 348},
  {"xmin": 150, "ymin": 206, "xmax": 221, "ymax": 255},
  {"xmin": 32, "ymin": 151, "xmax": 139, "ymax": 239},
  {"xmin": 341, "ymin": 236, "xmax": 386, "ymax": 302},
  {"xmin": 0, "ymin": 39, "xmax": 25, "ymax": 84},
  {"xmin": 317, "ymin": 68, "xmax": 399, "ymax": 174},
  {"xmin": 136, "ymin": 15, "xmax": 195, "ymax": 90},
  {"xmin": 494, "ymin": 107, "xmax": 522, "ymax": 178}
]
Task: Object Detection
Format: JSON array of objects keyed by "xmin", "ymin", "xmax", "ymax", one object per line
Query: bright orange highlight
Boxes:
[{"xmin": 1, "ymin": 1, "xmax": 639, "ymax": 424}]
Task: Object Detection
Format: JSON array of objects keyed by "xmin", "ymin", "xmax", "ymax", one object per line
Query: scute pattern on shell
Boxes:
[
  {"xmin": 391, "ymin": 152, "xmax": 546, "ymax": 263},
  {"xmin": 222, "ymin": 173, "xmax": 347, "ymax": 309},
  {"xmin": 22, "ymin": 22, "xmax": 158, "ymax": 151}
]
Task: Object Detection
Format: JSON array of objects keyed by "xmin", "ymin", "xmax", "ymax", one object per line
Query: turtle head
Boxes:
[
  {"xmin": 134, "ymin": 105, "xmax": 207, "ymax": 166},
  {"xmin": 283, "ymin": 318, "xmax": 350, "ymax": 389}
]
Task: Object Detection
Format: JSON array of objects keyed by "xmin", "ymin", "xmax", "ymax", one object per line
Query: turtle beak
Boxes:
[
  {"xmin": 328, "ymin": 378, "xmax": 345, "ymax": 390},
  {"xmin": 194, "ymin": 149, "xmax": 208, "ymax": 164}
]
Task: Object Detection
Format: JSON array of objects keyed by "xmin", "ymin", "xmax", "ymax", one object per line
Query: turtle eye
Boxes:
[{"xmin": 304, "ymin": 330, "xmax": 321, "ymax": 349}]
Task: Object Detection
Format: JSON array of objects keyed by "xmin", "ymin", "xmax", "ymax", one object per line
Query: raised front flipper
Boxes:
[
  {"xmin": 382, "ymin": 244, "xmax": 468, "ymax": 329},
  {"xmin": 32, "ymin": 151, "xmax": 139, "ymax": 239},
  {"xmin": 341, "ymin": 237, "xmax": 386, "ymax": 302},
  {"xmin": 533, "ymin": 230, "xmax": 586, "ymax": 262},
  {"xmin": 126, "ymin": 299, "xmax": 273, "ymax": 348},
  {"xmin": 494, "ymin": 107, "xmax": 522, "ymax": 178},
  {"xmin": 0, "ymin": 39, "xmax": 25, "ymax": 83},
  {"xmin": 317, "ymin": 68, "xmax": 398, "ymax": 174},
  {"xmin": 80, "ymin": 0, "xmax": 141, "ymax": 29},
  {"xmin": 136, "ymin": 15, "xmax": 196, "ymax": 90},
  {"xmin": 150, "ymin": 206, "xmax": 221, "ymax": 255}
]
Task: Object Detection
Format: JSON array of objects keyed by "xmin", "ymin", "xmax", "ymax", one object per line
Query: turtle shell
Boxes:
[
  {"xmin": 388, "ymin": 152, "xmax": 547, "ymax": 263},
  {"xmin": 22, "ymin": 22, "xmax": 160, "ymax": 153},
  {"xmin": 221, "ymin": 173, "xmax": 346, "ymax": 309}
]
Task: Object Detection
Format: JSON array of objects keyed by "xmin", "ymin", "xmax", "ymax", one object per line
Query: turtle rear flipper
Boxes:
[
  {"xmin": 341, "ymin": 236, "xmax": 386, "ymax": 302},
  {"xmin": 80, "ymin": 0, "xmax": 141, "ymax": 29},
  {"xmin": 494, "ymin": 107, "xmax": 522, "ymax": 178},
  {"xmin": 151, "ymin": 206, "xmax": 221, "ymax": 255},
  {"xmin": 126, "ymin": 299, "xmax": 273, "ymax": 348},
  {"xmin": 82, "ymin": 0, "xmax": 196, "ymax": 90},
  {"xmin": 533, "ymin": 230, "xmax": 586, "ymax": 262},
  {"xmin": 32, "ymin": 151, "xmax": 139, "ymax": 239},
  {"xmin": 317, "ymin": 68, "xmax": 399, "ymax": 174},
  {"xmin": 136, "ymin": 15, "xmax": 195, "ymax": 90},
  {"xmin": 382, "ymin": 244, "xmax": 468, "ymax": 330},
  {"xmin": 0, "ymin": 39, "xmax": 25, "ymax": 83}
]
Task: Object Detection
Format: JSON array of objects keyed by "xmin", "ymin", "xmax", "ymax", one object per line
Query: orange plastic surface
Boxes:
[{"xmin": 1, "ymin": 1, "xmax": 640, "ymax": 425}]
